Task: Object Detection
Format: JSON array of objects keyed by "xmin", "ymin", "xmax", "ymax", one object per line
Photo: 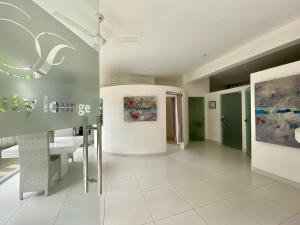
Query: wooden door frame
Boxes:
[{"xmin": 166, "ymin": 97, "xmax": 176, "ymax": 143}]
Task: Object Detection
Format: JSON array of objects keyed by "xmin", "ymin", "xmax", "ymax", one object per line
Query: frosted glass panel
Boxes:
[{"xmin": 0, "ymin": 0, "xmax": 99, "ymax": 137}]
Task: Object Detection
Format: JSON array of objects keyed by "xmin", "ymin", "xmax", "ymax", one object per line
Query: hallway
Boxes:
[
  {"xmin": 102, "ymin": 142, "xmax": 300, "ymax": 225},
  {"xmin": 1, "ymin": 142, "xmax": 300, "ymax": 225}
]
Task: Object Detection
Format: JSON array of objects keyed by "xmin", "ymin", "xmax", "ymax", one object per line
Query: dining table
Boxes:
[{"xmin": 1, "ymin": 136, "xmax": 83, "ymax": 177}]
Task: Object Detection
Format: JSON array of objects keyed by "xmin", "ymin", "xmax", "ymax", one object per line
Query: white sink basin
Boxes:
[{"xmin": 296, "ymin": 128, "xmax": 300, "ymax": 143}]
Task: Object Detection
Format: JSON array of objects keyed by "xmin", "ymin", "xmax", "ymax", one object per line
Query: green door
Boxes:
[
  {"xmin": 245, "ymin": 88, "xmax": 252, "ymax": 157},
  {"xmin": 221, "ymin": 92, "xmax": 242, "ymax": 150},
  {"xmin": 189, "ymin": 97, "xmax": 205, "ymax": 141}
]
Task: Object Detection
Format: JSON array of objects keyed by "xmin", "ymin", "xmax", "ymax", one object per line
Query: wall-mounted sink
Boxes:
[{"xmin": 296, "ymin": 128, "xmax": 300, "ymax": 143}]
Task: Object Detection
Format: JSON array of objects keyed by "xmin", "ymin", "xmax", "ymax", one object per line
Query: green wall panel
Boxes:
[
  {"xmin": 221, "ymin": 92, "xmax": 243, "ymax": 150},
  {"xmin": 189, "ymin": 97, "xmax": 205, "ymax": 141}
]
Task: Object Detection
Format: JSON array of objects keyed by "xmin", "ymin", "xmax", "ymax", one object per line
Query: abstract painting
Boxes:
[
  {"xmin": 124, "ymin": 96, "xmax": 157, "ymax": 122},
  {"xmin": 255, "ymin": 74, "xmax": 300, "ymax": 148},
  {"xmin": 209, "ymin": 101, "xmax": 216, "ymax": 109}
]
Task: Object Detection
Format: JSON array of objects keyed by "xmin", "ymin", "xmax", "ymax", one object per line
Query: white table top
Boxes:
[
  {"xmin": 296, "ymin": 128, "xmax": 300, "ymax": 143},
  {"xmin": 1, "ymin": 136, "xmax": 83, "ymax": 159}
]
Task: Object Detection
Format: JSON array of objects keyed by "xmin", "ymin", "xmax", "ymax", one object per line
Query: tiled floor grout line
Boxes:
[
  {"xmin": 151, "ymin": 209, "xmax": 196, "ymax": 223},
  {"xmin": 102, "ymin": 164, "xmax": 108, "ymax": 225},
  {"xmin": 189, "ymin": 182, "xmax": 275, "ymax": 211},
  {"xmin": 51, "ymin": 188, "xmax": 71, "ymax": 225},
  {"xmin": 133, "ymin": 184, "xmax": 211, "ymax": 224},
  {"xmin": 192, "ymin": 209, "xmax": 210, "ymax": 225},
  {"xmin": 3, "ymin": 193, "xmax": 29, "ymax": 225},
  {"xmin": 279, "ymin": 211, "xmax": 300, "ymax": 225},
  {"xmin": 170, "ymin": 186, "xmax": 194, "ymax": 210},
  {"xmin": 254, "ymin": 188, "xmax": 300, "ymax": 225},
  {"xmin": 189, "ymin": 181, "xmax": 294, "ymax": 225},
  {"xmin": 133, "ymin": 173, "xmax": 156, "ymax": 223},
  {"xmin": 141, "ymin": 193, "xmax": 156, "ymax": 224},
  {"xmin": 102, "ymin": 160, "xmax": 279, "ymax": 224},
  {"xmin": 169, "ymin": 186, "xmax": 209, "ymax": 225},
  {"xmin": 5, "ymin": 144, "xmax": 300, "ymax": 225},
  {"xmin": 132, "ymin": 168, "xmax": 255, "ymax": 196}
]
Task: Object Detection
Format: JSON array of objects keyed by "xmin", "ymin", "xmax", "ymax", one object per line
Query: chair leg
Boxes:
[
  {"xmin": 19, "ymin": 176, "xmax": 23, "ymax": 200},
  {"xmin": 45, "ymin": 188, "xmax": 49, "ymax": 197},
  {"xmin": 59, "ymin": 166, "xmax": 62, "ymax": 181}
]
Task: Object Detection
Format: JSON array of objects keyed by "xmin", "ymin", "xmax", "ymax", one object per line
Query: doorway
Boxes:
[
  {"xmin": 188, "ymin": 97, "xmax": 205, "ymax": 141},
  {"xmin": 166, "ymin": 97, "xmax": 176, "ymax": 143},
  {"xmin": 221, "ymin": 92, "xmax": 243, "ymax": 150},
  {"xmin": 245, "ymin": 88, "xmax": 252, "ymax": 157}
]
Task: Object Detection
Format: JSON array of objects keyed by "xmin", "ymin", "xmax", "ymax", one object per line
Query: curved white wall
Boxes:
[{"xmin": 100, "ymin": 85, "xmax": 186, "ymax": 155}]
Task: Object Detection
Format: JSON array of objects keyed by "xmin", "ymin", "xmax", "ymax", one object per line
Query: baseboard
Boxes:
[
  {"xmin": 252, "ymin": 167, "xmax": 300, "ymax": 189},
  {"xmin": 205, "ymin": 139, "xmax": 222, "ymax": 145},
  {"xmin": 103, "ymin": 151, "xmax": 168, "ymax": 158}
]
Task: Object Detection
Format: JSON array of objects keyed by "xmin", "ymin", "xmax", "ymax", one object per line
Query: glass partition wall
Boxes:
[{"xmin": 0, "ymin": 0, "xmax": 101, "ymax": 224}]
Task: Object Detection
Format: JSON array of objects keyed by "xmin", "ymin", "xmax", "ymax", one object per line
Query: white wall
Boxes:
[
  {"xmin": 184, "ymin": 17, "xmax": 300, "ymax": 83},
  {"xmin": 100, "ymin": 85, "xmax": 187, "ymax": 155},
  {"xmin": 100, "ymin": 74, "xmax": 155, "ymax": 87},
  {"xmin": 251, "ymin": 61, "xmax": 300, "ymax": 184},
  {"xmin": 184, "ymin": 78, "xmax": 210, "ymax": 97},
  {"xmin": 155, "ymin": 76, "xmax": 183, "ymax": 88},
  {"xmin": 55, "ymin": 128, "xmax": 73, "ymax": 137},
  {"xmin": 205, "ymin": 86, "xmax": 249, "ymax": 151}
]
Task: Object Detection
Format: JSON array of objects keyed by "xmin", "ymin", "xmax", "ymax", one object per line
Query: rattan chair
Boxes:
[{"xmin": 18, "ymin": 132, "xmax": 61, "ymax": 200}]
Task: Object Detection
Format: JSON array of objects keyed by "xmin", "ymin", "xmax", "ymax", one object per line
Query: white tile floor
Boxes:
[{"xmin": 1, "ymin": 141, "xmax": 300, "ymax": 225}]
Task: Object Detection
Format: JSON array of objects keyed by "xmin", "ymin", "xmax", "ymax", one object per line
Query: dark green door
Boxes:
[
  {"xmin": 189, "ymin": 97, "xmax": 205, "ymax": 141},
  {"xmin": 245, "ymin": 88, "xmax": 252, "ymax": 157},
  {"xmin": 221, "ymin": 92, "xmax": 242, "ymax": 150}
]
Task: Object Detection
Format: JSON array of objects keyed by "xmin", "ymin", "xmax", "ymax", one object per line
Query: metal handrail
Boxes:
[{"xmin": 83, "ymin": 116, "xmax": 102, "ymax": 196}]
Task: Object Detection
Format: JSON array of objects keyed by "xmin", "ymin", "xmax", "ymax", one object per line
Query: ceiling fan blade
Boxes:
[
  {"xmin": 53, "ymin": 11, "xmax": 95, "ymax": 38},
  {"xmin": 108, "ymin": 36, "xmax": 138, "ymax": 43}
]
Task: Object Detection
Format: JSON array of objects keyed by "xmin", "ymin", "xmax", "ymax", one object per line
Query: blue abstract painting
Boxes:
[
  {"xmin": 124, "ymin": 96, "xmax": 157, "ymax": 122},
  {"xmin": 255, "ymin": 74, "xmax": 300, "ymax": 148}
]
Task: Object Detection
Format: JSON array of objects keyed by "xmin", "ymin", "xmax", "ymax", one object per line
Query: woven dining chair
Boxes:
[{"xmin": 18, "ymin": 132, "xmax": 61, "ymax": 200}]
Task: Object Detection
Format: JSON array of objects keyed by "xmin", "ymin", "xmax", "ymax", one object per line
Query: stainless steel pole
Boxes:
[
  {"xmin": 96, "ymin": 116, "xmax": 102, "ymax": 196},
  {"xmin": 83, "ymin": 124, "xmax": 89, "ymax": 194}
]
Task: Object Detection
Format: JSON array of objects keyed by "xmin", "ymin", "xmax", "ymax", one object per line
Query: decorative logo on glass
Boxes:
[{"xmin": 0, "ymin": 2, "xmax": 75, "ymax": 79}]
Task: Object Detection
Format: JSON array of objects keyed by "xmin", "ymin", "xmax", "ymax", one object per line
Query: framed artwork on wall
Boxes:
[
  {"xmin": 209, "ymin": 101, "xmax": 216, "ymax": 109},
  {"xmin": 124, "ymin": 96, "xmax": 157, "ymax": 122},
  {"xmin": 255, "ymin": 74, "xmax": 300, "ymax": 148}
]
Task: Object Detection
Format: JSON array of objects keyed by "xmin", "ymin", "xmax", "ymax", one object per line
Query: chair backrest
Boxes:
[{"xmin": 17, "ymin": 132, "xmax": 50, "ymax": 190}]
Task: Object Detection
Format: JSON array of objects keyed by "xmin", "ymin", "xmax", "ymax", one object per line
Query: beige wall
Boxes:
[
  {"xmin": 100, "ymin": 74, "xmax": 156, "ymax": 87},
  {"xmin": 183, "ymin": 78, "xmax": 210, "ymax": 97},
  {"xmin": 100, "ymin": 74, "xmax": 185, "ymax": 88},
  {"xmin": 155, "ymin": 76, "xmax": 183, "ymax": 87}
]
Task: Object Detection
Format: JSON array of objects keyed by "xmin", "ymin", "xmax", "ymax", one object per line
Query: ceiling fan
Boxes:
[{"xmin": 52, "ymin": 11, "xmax": 138, "ymax": 50}]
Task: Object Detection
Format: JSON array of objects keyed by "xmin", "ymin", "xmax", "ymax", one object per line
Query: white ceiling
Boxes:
[
  {"xmin": 33, "ymin": 0, "xmax": 99, "ymax": 47},
  {"xmin": 34, "ymin": 0, "xmax": 300, "ymax": 78}
]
